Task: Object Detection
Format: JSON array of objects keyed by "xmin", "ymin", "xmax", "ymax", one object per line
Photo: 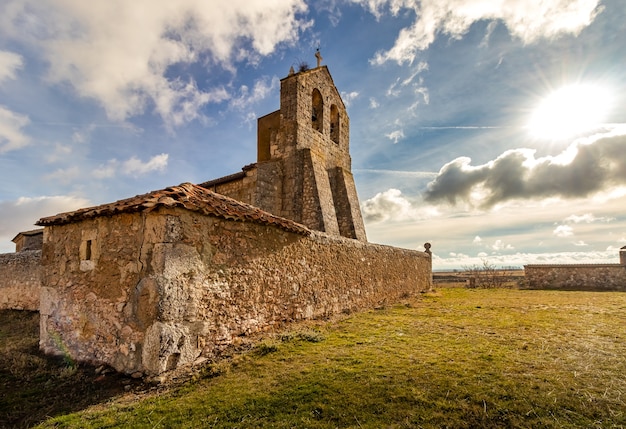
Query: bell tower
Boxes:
[{"xmin": 255, "ymin": 58, "xmax": 367, "ymax": 241}]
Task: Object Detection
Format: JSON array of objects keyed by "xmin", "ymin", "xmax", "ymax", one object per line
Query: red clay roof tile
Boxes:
[{"xmin": 36, "ymin": 182, "xmax": 310, "ymax": 236}]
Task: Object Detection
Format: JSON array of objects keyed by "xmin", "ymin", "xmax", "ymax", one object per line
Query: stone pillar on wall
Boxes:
[{"xmin": 621, "ymin": 246, "xmax": 626, "ymax": 266}]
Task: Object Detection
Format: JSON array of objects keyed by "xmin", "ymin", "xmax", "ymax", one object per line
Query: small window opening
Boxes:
[{"xmin": 85, "ymin": 240, "xmax": 92, "ymax": 261}]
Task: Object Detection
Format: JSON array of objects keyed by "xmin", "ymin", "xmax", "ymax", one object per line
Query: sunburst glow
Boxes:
[{"xmin": 528, "ymin": 84, "xmax": 611, "ymax": 140}]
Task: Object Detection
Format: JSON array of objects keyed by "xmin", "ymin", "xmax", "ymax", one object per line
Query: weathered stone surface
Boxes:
[
  {"xmin": 40, "ymin": 208, "xmax": 431, "ymax": 375},
  {"xmin": 524, "ymin": 264, "xmax": 626, "ymax": 291},
  {"xmin": 0, "ymin": 250, "xmax": 41, "ymax": 310}
]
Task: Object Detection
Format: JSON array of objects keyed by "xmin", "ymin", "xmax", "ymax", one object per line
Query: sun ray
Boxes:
[{"xmin": 528, "ymin": 84, "xmax": 612, "ymax": 140}]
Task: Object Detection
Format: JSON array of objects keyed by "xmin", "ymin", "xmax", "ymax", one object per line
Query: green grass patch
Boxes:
[{"xmin": 5, "ymin": 288, "xmax": 626, "ymax": 428}]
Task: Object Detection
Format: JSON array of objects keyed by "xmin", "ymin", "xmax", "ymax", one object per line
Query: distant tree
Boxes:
[{"xmin": 463, "ymin": 259, "xmax": 511, "ymax": 288}]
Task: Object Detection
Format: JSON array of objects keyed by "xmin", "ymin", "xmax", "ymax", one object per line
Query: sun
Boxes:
[{"xmin": 527, "ymin": 84, "xmax": 611, "ymax": 140}]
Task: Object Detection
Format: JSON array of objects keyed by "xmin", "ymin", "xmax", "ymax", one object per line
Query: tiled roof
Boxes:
[
  {"xmin": 11, "ymin": 228, "xmax": 44, "ymax": 242},
  {"xmin": 198, "ymin": 163, "xmax": 256, "ymax": 189},
  {"xmin": 36, "ymin": 182, "xmax": 310, "ymax": 236}
]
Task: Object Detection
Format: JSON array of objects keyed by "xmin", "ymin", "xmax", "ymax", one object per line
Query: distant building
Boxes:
[{"xmin": 11, "ymin": 229, "xmax": 43, "ymax": 252}]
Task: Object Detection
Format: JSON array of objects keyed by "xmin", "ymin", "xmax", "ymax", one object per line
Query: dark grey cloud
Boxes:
[{"xmin": 424, "ymin": 133, "xmax": 626, "ymax": 208}]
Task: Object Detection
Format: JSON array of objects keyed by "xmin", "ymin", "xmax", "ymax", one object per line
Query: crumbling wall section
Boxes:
[
  {"xmin": 0, "ymin": 250, "xmax": 41, "ymax": 310},
  {"xmin": 524, "ymin": 264, "xmax": 626, "ymax": 291}
]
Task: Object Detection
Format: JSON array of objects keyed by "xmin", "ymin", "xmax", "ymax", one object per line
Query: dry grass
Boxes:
[
  {"xmin": 0, "ymin": 311, "xmax": 145, "ymax": 428},
  {"xmin": 3, "ymin": 288, "xmax": 626, "ymax": 428}
]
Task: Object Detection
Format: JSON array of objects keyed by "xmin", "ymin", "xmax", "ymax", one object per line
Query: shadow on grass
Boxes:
[{"xmin": 0, "ymin": 310, "xmax": 144, "ymax": 428}]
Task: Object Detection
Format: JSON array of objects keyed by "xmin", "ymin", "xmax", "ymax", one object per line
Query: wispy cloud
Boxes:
[
  {"xmin": 0, "ymin": 106, "xmax": 30, "ymax": 153},
  {"xmin": 0, "ymin": 50, "xmax": 23, "ymax": 83},
  {"xmin": 553, "ymin": 225, "xmax": 573, "ymax": 237},
  {"xmin": 230, "ymin": 76, "xmax": 279, "ymax": 111},
  {"xmin": 353, "ymin": 0, "xmax": 602, "ymax": 65},
  {"xmin": 93, "ymin": 153, "xmax": 169, "ymax": 178},
  {"xmin": 341, "ymin": 91, "xmax": 360, "ymax": 107},
  {"xmin": 563, "ymin": 213, "xmax": 614, "ymax": 224},
  {"xmin": 123, "ymin": 153, "xmax": 168, "ymax": 176},
  {"xmin": 0, "ymin": 50, "xmax": 30, "ymax": 153},
  {"xmin": 386, "ymin": 129, "xmax": 404, "ymax": 144}
]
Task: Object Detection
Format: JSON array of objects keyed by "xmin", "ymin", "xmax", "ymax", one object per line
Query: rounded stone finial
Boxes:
[{"xmin": 424, "ymin": 242, "xmax": 431, "ymax": 254}]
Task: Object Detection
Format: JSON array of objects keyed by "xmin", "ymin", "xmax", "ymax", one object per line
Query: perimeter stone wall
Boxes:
[
  {"xmin": 0, "ymin": 250, "xmax": 41, "ymax": 310},
  {"xmin": 524, "ymin": 264, "xmax": 626, "ymax": 291},
  {"xmin": 40, "ymin": 207, "xmax": 431, "ymax": 375}
]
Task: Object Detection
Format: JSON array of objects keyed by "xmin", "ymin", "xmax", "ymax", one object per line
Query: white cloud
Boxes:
[
  {"xmin": 353, "ymin": 0, "xmax": 602, "ymax": 65},
  {"xmin": 491, "ymin": 239, "xmax": 514, "ymax": 251},
  {"xmin": 61, "ymin": 153, "xmax": 170, "ymax": 181},
  {"xmin": 369, "ymin": 97, "xmax": 379, "ymax": 109},
  {"xmin": 92, "ymin": 160, "xmax": 119, "ymax": 180},
  {"xmin": 1, "ymin": 0, "xmax": 309, "ymax": 128},
  {"xmin": 0, "ymin": 50, "xmax": 23, "ymax": 83},
  {"xmin": 573, "ymin": 240, "xmax": 588, "ymax": 246},
  {"xmin": 0, "ymin": 195, "xmax": 90, "ymax": 253},
  {"xmin": 123, "ymin": 153, "xmax": 169, "ymax": 176},
  {"xmin": 341, "ymin": 91, "xmax": 360, "ymax": 107},
  {"xmin": 230, "ymin": 76, "xmax": 279, "ymax": 111},
  {"xmin": 0, "ymin": 105, "xmax": 30, "ymax": 153},
  {"xmin": 473, "ymin": 235, "xmax": 482, "ymax": 244},
  {"xmin": 386, "ymin": 129, "xmax": 404, "ymax": 143},
  {"xmin": 424, "ymin": 131, "xmax": 626, "ymax": 208},
  {"xmin": 361, "ymin": 188, "xmax": 415, "ymax": 222},
  {"xmin": 431, "ymin": 248, "xmax": 620, "ymax": 270},
  {"xmin": 563, "ymin": 213, "xmax": 614, "ymax": 224},
  {"xmin": 45, "ymin": 143, "xmax": 73, "ymax": 164},
  {"xmin": 553, "ymin": 224, "xmax": 574, "ymax": 237},
  {"xmin": 44, "ymin": 166, "xmax": 81, "ymax": 184}
]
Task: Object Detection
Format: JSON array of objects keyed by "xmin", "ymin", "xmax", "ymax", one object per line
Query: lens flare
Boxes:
[{"xmin": 528, "ymin": 84, "xmax": 611, "ymax": 140}]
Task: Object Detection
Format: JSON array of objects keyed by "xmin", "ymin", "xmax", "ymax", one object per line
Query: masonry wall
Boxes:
[
  {"xmin": 209, "ymin": 171, "xmax": 257, "ymax": 205},
  {"xmin": 524, "ymin": 264, "xmax": 626, "ymax": 291},
  {"xmin": 0, "ymin": 250, "xmax": 41, "ymax": 310},
  {"xmin": 40, "ymin": 208, "xmax": 431, "ymax": 376}
]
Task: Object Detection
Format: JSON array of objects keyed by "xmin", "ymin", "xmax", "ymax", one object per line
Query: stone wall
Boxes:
[
  {"xmin": 0, "ymin": 250, "xmax": 41, "ymax": 310},
  {"xmin": 524, "ymin": 264, "xmax": 626, "ymax": 291},
  {"xmin": 40, "ymin": 207, "xmax": 431, "ymax": 375}
]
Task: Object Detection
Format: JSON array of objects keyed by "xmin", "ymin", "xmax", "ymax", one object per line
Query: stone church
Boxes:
[
  {"xmin": 2, "ymin": 59, "xmax": 432, "ymax": 376},
  {"xmin": 200, "ymin": 63, "xmax": 367, "ymax": 242}
]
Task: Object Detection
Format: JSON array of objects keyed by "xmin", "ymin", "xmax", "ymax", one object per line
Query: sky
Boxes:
[{"xmin": 1, "ymin": 0, "xmax": 625, "ymax": 270}]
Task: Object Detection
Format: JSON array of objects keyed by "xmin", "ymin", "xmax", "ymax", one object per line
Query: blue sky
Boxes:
[{"xmin": 1, "ymin": 0, "xmax": 625, "ymax": 269}]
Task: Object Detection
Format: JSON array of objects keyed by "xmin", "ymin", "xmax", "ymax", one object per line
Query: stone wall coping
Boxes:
[
  {"xmin": 310, "ymin": 230, "xmax": 430, "ymax": 257},
  {"xmin": 0, "ymin": 249, "xmax": 42, "ymax": 259},
  {"xmin": 525, "ymin": 263, "xmax": 623, "ymax": 269}
]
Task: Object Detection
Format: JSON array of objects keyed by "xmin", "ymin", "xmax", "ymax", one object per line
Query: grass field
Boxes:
[{"xmin": 2, "ymin": 287, "xmax": 626, "ymax": 428}]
